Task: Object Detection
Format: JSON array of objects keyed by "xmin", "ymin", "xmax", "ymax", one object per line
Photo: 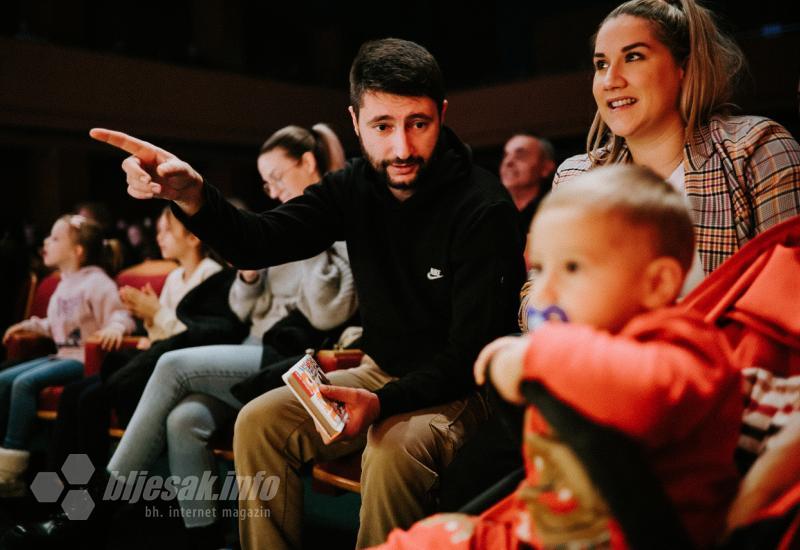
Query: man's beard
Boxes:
[{"xmin": 359, "ymin": 141, "xmax": 429, "ymax": 191}]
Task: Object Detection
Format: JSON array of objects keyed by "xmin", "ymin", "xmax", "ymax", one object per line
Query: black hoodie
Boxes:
[{"xmin": 174, "ymin": 127, "xmax": 525, "ymax": 418}]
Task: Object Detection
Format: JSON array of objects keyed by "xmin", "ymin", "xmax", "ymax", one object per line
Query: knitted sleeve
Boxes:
[{"xmin": 295, "ymin": 242, "xmax": 358, "ymax": 331}]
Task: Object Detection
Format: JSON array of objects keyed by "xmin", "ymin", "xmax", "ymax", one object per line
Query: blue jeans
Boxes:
[
  {"xmin": 0, "ymin": 356, "xmax": 84, "ymax": 449},
  {"xmin": 107, "ymin": 343, "xmax": 262, "ymax": 527}
]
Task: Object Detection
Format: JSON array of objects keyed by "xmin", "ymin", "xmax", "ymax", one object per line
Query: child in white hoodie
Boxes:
[{"xmin": 0, "ymin": 214, "xmax": 134, "ymax": 495}]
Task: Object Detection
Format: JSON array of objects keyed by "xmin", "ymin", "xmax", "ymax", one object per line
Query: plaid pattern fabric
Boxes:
[{"xmin": 554, "ymin": 115, "xmax": 800, "ymax": 275}]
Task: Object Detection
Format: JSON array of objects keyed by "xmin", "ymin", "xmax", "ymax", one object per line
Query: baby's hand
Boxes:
[
  {"xmin": 96, "ymin": 327, "xmax": 124, "ymax": 351},
  {"xmin": 474, "ymin": 335, "xmax": 528, "ymax": 405}
]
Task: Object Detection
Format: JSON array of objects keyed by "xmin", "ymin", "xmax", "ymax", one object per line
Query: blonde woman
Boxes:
[{"xmin": 556, "ymin": 0, "xmax": 800, "ymax": 283}]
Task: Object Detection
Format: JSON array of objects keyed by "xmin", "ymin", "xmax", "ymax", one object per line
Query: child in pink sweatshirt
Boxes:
[{"xmin": 0, "ymin": 214, "xmax": 134, "ymax": 495}]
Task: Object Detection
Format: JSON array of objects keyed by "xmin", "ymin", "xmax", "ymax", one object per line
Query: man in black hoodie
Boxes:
[{"xmin": 91, "ymin": 38, "xmax": 525, "ymax": 549}]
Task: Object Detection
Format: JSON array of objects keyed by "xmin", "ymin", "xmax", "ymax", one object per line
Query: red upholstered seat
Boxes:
[
  {"xmin": 29, "ymin": 271, "xmax": 60, "ymax": 319},
  {"xmin": 115, "ymin": 259, "xmax": 177, "ymax": 295},
  {"xmin": 35, "ymin": 386, "xmax": 63, "ymax": 419}
]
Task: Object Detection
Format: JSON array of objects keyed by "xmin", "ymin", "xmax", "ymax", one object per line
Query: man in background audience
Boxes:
[{"xmin": 499, "ymin": 132, "xmax": 556, "ymax": 238}]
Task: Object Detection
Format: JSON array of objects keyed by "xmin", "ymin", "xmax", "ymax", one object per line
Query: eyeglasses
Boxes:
[{"xmin": 263, "ymin": 159, "xmax": 302, "ymax": 190}]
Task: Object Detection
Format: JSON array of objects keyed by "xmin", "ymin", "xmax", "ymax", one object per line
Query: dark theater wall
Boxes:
[{"xmin": 0, "ymin": 1, "xmax": 798, "ymax": 229}]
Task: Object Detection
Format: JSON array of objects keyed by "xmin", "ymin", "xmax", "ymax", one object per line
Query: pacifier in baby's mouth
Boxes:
[{"xmin": 526, "ymin": 305, "xmax": 569, "ymax": 331}]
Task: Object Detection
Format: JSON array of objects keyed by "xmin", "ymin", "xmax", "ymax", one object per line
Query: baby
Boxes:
[{"xmin": 375, "ymin": 164, "xmax": 743, "ymax": 549}]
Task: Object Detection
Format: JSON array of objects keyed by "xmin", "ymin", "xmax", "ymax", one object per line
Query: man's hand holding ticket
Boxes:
[
  {"xmin": 281, "ymin": 355, "xmax": 349, "ymax": 440},
  {"xmin": 282, "ymin": 354, "xmax": 381, "ymax": 444}
]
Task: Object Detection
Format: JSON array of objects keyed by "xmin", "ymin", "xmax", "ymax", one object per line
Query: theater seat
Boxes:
[
  {"xmin": 4, "ymin": 329, "xmax": 57, "ymax": 363},
  {"xmin": 29, "ymin": 271, "xmax": 60, "ymax": 319},
  {"xmin": 312, "ymin": 452, "xmax": 362, "ymax": 495},
  {"xmin": 316, "ymin": 348, "xmax": 365, "ymax": 373},
  {"xmin": 115, "ymin": 258, "xmax": 176, "ymax": 295},
  {"xmin": 12, "ymin": 271, "xmax": 38, "ymax": 325}
]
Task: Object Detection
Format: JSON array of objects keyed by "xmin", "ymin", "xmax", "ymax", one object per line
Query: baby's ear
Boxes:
[{"xmin": 640, "ymin": 257, "xmax": 684, "ymax": 310}]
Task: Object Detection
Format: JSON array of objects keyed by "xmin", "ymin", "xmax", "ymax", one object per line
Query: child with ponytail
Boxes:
[{"xmin": 0, "ymin": 214, "xmax": 134, "ymax": 495}]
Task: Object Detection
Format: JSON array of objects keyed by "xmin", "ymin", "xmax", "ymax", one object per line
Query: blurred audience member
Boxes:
[{"xmin": 499, "ymin": 132, "xmax": 556, "ymax": 238}]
